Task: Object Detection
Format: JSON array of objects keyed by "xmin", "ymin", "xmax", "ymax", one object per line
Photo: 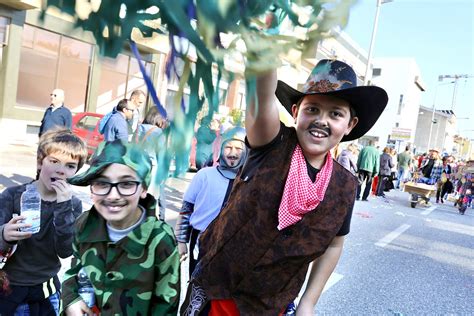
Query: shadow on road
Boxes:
[{"xmin": 0, "ymin": 174, "xmax": 34, "ymax": 190}]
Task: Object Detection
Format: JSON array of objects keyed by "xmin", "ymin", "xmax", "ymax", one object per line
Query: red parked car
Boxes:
[{"xmin": 72, "ymin": 112, "xmax": 104, "ymax": 157}]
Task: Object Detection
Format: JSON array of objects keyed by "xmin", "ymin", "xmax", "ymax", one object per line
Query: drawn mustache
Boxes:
[{"xmin": 307, "ymin": 122, "xmax": 331, "ymax": 136}]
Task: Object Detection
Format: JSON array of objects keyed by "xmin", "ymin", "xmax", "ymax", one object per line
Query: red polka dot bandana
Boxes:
[{"xmin": 277, "ymin": 145, "xmax": 333, "ymax": 230}]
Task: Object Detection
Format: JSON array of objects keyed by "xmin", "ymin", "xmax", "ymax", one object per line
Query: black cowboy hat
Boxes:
[{"xmin": 275, "ymin": 59, "xmax": 388, "ymax": 142}]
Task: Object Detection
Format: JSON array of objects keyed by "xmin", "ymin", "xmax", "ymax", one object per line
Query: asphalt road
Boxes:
[{"xmin": 314, "ymin": 189, "xmax": 473, "ymax": 315}]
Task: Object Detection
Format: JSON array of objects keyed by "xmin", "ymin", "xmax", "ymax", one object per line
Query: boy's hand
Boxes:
[
  {"xmin": 3, "ymin": 216, "xmax": 32, "ymax": 242},
  {"xmin": 178, "ymin": 242, "xmax": 188, "ymax": 262},
  {"xmin": 51, "ymin": 179, "xmax": 72, "ymax": 203},
  {"xmin": 64, "ymin": 300, "xmax": 94, "ymax": 316}
]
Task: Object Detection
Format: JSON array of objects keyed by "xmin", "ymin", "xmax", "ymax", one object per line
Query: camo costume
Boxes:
[
  {"xmin": 62, "ymin": 140, "xmax": 180, "ymax": 315},
  {"xmin": 61, "ymin": 194, "xmax": 179, "ymax": 315}
]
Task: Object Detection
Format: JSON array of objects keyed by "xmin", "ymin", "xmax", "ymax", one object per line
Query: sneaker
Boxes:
[{"xmin": 361, "ymin": 198, "xmax": 368, "ymax": 201}]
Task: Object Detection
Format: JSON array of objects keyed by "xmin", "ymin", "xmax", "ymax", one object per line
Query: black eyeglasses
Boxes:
[{"xmin": 90, "ymin": 181, "xmax": 141, "ymax": 196}]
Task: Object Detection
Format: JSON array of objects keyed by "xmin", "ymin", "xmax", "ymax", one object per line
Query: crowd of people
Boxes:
[
  {"xmin": 0, "ymin": 57, "xmax": 471, "ymax": 316},
  {"xmin": 335, "ymin": 140, "xmax": 473, "ymax": 213}
]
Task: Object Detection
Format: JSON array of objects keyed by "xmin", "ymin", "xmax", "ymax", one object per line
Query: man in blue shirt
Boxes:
[
  {"xmin": 103, "ymin": 99, "xmax": 134, "ymax": 142},
  {"xmin": 174, "ymin": 127, "xmax": 247, "ymax": 276},
  {"xmin": 39, "ymin": 89, "xmax": 72, "ymax": 136}
]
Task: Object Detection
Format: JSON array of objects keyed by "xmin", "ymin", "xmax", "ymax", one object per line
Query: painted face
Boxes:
[
  {"xmin": 90, "ymin": 163, "xmax": 147, "ymax": 230},
  {"xmin": 222, "ymin": 140, "xmax": 245, "ymax": 167},
  {"xmin": 292, "ymin": 94, "xmax": 358, "ymax": 167},
  {"xmin": 38, "ymin": 152, "xmax": 79, "ymax": 192}
]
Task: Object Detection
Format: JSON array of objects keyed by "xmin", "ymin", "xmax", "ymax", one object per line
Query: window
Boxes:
[
  {"xmin": 164, "ymin": 89, "xmax": 189, "ymax": 120},
  {"xmin": 373, "ymin": 68, "xmax": 382, "ymax": 76},
  {"xmin": 77, "ymin": 115, "xmax": 100, "ymax": 131},
  {"xmin": 0, "ymin": 16, "xmax": 10, "ymax": 66},
  {"xmin": 96, "ymin": 53, "xmax": 154, "ymax": 115},
  {"xmin": 397, "ymin": 94, "xmax": 404, "ymax": 115},
  {"xmin": 16, "ymin": 25, "xmax": 93, "ymax": 113},
  {"xmin": 218, "ymin": 88, "xmax": 228, "ymax": 106},
  {"xmin": 236, "ymin": 92, "xmax": 246, "ymax": 110},
  {"xmin": 0, "ymin": 17, "xmax": 8, "ymax": 46}
]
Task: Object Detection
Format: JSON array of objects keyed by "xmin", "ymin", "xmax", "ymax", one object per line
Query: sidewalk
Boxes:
[{"xmin": 0, "ymin": 142, "xmax": 37, "ymax": 192}]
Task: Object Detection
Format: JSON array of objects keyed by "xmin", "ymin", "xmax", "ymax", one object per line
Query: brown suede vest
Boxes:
[{"xmin": 197, "ymin": 126, "xmax": 357, "ymax": 315}]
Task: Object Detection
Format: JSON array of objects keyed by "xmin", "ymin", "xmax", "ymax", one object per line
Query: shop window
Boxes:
[
  {"xmin": 165, "ymin": 89, "xmax": 190, "ymax": 120},
  {"xmin": 0, "ymin": 16, "xmax": 10, "ymax": 65},
  {"xmin": 0, "ymin": 16, "xmax": 8, "ymax": 45},
  {"xmin": 16, "ymin": 25, "xmax": 93, "ymax": 113},
  {"xmin": 96, "ymin": 53, "xmax": 154, "ymax": 115}
]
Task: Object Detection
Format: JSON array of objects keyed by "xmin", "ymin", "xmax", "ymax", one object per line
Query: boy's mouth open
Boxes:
[{"xmin": 309, "ymin": 128, "xmax": 329, "ymax": 138}]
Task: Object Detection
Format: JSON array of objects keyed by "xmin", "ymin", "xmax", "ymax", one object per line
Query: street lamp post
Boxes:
[
  {"xmin": 438, "ymin": 74, "xmax": 474, "ymax": 111},
  {"xmin": 426, "ymin": 79, "xmax": 456, "ymax": 152},
  {"xmin": 363, "ymin": 0, "xmax": 393, "ymax": 86}
]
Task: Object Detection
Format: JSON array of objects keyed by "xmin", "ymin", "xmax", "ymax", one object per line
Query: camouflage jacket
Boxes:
[{"xmin": 61, "ymin": 194, "xmax": 180, "ymax": 315}]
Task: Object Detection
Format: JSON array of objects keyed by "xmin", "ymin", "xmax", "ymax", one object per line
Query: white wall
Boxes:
[{"xmin": 368, "ymin": 58, "xmax": 425, "ymax": 150}]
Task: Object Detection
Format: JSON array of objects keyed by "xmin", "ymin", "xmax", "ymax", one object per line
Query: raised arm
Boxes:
[{"xmin": 245, "ymin": 70, "xmax": 281, "ymax": 147}]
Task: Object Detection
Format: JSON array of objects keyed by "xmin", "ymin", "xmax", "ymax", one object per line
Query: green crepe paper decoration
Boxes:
[{"xmin": 42, "ymin": 0, "xmax": 354, "ymax": 186}]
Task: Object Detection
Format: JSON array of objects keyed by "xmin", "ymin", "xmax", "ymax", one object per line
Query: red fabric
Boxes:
[
  {"xmin": 372, "ymin": 175, "xmax": 378, "ymax": 195},
  {"xmin": 278, "ymin": 144, "xmax": 333, "ymax": 230},
  {"xmin": 209, "ymin": 299, "xmax": 240, "ymax": 316}
]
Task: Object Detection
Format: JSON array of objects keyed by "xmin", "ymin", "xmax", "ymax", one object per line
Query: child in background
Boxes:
[
  {"xmin": 0, "ymin": 128, "xmax": 87, "ymax": 315},
  {"xmin": 61, "ymin": 140, "xmax": 180, "ymax": 315}
]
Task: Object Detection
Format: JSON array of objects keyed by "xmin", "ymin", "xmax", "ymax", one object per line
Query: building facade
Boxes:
[
  {"xmin": 0, "ymin": 1, "xmax": 244, "ymax": 145},
  {"xmin": 414, "ymin": 106, "xmax": 457, "ymax": 154},
  {"xmin": 369, "ymin": 57, "xmax": 426, "ymax": 151}
]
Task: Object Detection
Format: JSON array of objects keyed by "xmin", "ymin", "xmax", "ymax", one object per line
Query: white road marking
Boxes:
[
  {"xmin": 322, "ymin": 272, "xmax": 344, "ymax": 293},
  {"xmin": 421, "ymin": 205, "xmax": 437, "ymax": 216},
  {"xmin": 295, "ymin": 268, "xmax": 344, "ymax": 304},
  {"xmin": 375, "ymin": 224, "xmax": 411, "ymax": 248}
]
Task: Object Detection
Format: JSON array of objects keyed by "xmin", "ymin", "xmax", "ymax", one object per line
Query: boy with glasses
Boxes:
[{"xmin": 61, "ymin": 140, "xmax": 180, "ymax": 315}]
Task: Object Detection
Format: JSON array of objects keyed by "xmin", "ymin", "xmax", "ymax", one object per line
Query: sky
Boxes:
[{"xmin": 342, "ymin": 0, "xmax": 474, "ymax": 137}]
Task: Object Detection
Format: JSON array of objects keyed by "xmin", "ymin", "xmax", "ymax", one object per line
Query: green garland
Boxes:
[{"xmin": 42, "ymin": 0, "xmax": 354, "ymax": 182}]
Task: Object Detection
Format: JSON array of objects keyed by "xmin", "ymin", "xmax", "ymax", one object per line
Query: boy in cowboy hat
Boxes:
[{"xmin": 181, "ymin": 59, "xmax": 388, "ymax": 315}]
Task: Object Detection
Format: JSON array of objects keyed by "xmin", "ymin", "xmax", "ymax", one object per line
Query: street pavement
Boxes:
[
  {"xmin": 1, "ymin": 142, "xmax": 473, "ymax": 314},
  {"xmin": 314, "ymin": 189, "xmax": 474, "ymax": 315}
]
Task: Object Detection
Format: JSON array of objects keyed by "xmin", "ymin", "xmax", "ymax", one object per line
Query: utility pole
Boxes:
[
  {"xmin": 437, "ymin": 74, "xmax": 474, "ymax": 111},
  {"xmin": 363, "ymin": 0, "xmax": 394, "ymax": 86}
]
